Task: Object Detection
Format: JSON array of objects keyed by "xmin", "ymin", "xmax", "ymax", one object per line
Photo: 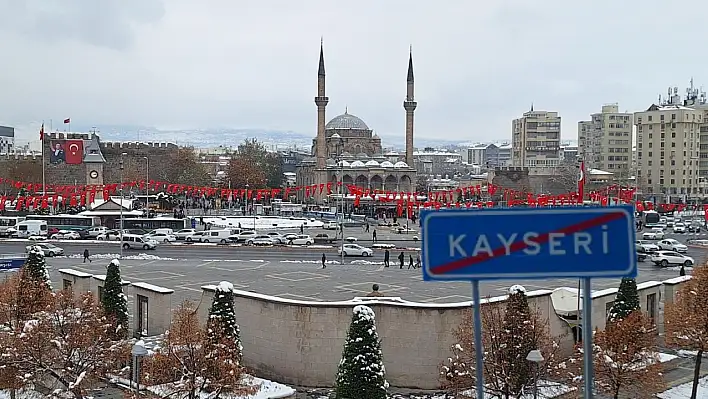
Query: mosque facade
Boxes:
[{"xmin": 296, "ymin": 43, "xmax": 418, "ymax": 200}]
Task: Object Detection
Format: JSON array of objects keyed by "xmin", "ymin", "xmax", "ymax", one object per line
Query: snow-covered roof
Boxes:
[
  {"xmin": 90, "ymin": 196, "xmax": 135, "ymax": 210},
  {"xmin": 588, "ymin": 168, "xmax": 613, "ymax": 176},
  {"xmin": 394, "ymin": 161, "xmax": 409, "ymax": 168},
  {"xmin": 80, "ymin": 210, "xmax": 143, "ymax": 217},
  {"xmin": 350, "ymin": 160, "xmax": 365, "ymax": 168},
  {"xmin": 364, "ymin": 160, "xmax": 380, "ymax": 167},
  {"xmin": 380, "ymin": 161, "xmax": 394, "ymax": 168}
]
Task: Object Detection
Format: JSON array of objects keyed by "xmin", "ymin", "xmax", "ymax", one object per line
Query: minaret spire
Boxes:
[
  {"xmin": 318, "ymin": 37, "xmax": 326, "ymax": 76},
  {"xmin": 403, "ymin": 47, "xmax": 417, "ymax": 167},
  {"xmin": 314, "ymin": 39, "xmax": 329, "ymax": 171},
  {"xmin": 407, "ymin": 45, "xmax": 414, "ymax": 83}
]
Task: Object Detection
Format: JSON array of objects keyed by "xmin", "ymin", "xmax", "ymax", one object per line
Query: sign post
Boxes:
[{"xmin": 422, "ymin": 206, "xmax": 637, "ymax": 399}]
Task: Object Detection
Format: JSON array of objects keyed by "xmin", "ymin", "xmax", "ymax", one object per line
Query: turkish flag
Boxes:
[{"xmin": 65, "ymin": 140, "xmax": 83, "ymax": 164}]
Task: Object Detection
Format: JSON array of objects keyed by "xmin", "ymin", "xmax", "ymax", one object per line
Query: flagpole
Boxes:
[{"xmin": 41, "ymin": 122, "xmax": 46, "ymax": 196}]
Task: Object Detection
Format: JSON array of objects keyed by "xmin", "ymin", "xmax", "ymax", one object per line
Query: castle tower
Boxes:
[
  {"xmin": 403, "ymin": 48, "xmax": 417, "ymax": 167},
  {"xmin": 315, "ymin": 40, "xmax": 329, "ymax": 168}
]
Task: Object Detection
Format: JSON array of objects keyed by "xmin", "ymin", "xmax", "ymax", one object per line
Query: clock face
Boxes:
[{"xmin": 90, "ymin": 170, "xmax": 98, "ymax": 179}]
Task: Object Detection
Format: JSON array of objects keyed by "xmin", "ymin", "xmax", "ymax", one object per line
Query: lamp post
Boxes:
[
  {"xmin": 526, "ymin": 349, "xmax": 544, "ymax": 399},
  {"xmin": 331, "ymin": 133, "xmax": 345, "ymax": 265},
  {"xmin": 143, "ymin": 156, "xmax": 149, "ymax": 214},
  {"xmin": 119, "ymin": 152, "xmax": 127, "ymax": 259},
  {"xmin": 131, "ymin": 340, "xmax": 148, "ymax": 393}
]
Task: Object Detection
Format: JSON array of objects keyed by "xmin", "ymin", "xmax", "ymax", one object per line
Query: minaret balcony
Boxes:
[
  {"xmin": 403, "ymin": 100, "xmax": 417, "ymax": 111},
  {"xmin": 315, "ymin": 96, "xmax": 329, "ymax": 107}
]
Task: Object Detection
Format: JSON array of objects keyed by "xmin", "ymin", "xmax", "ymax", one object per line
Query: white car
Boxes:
[
  {"xmin": 651, "ymin": 251, "xmax": 694, "ymax": 267},
  {"xmin": 249, "ymin": 235, "xmax": 274, "ymax": 246},
  {"xmin": 50, "ymin": 230, "xmax": 81, "ymax": 240},
  {"xmin": 25, "ymin": 243, "xmax": 64, "ymax": 257},
  {"xmin": 85, "ymin": 226, "xmax": 108, "ymax": 238},
  {"xmin": 642, "ymin": 228, "xmax": 665, "ymax": 240},
  {"xmin": 230, "ymin": 231, "xmax": 257, "ymax": 243},
  {"xmin": 635, "ymin": 240, "xmax": 660, "ymax": 253},
  {"xmin": 673, "ymin": 223, "xmax": 686, "ymax": 234},
  {"xmin": 144, "ymin": 232, "xmax": 177, "ymax": 243},
  {"xmin": 338, "ymin": 243, "xmax": 373, "ymax": 257},
  {"xmin": 324, "ymin": 221, "xmax": 339, "ymax": 230},
  {"xmin": 344, "ymin": 236, "xmax": 358, "ymax": 243},
  {"xmin": 289, "ymin": 234, "xmax": 314, "ymax": 246},
  {"xmin": 174, "ymin": 229, "xmax": 197, "ymax": 240},
  {"xmin": 264, "ymin": 232, "xmax": 286, "ymax": 244},
  {"xmin": 658, "ymin": 239, "xmax": 688, "ymax": 253},
  {"xmin": 185, "ymin": 231, "xmax": 207, "ymax": 242}
]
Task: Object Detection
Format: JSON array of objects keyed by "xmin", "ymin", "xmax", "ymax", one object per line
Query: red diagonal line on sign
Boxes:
[{"xmin": 430, "ymin": 211, "xmax": 626, "ymax": 275}]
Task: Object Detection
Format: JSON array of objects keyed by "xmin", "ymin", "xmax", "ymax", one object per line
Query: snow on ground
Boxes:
[
  {"xmin": 350, "ymin": 259, "xmax": 385, "ymax": 265},
  {"xmin": 658, "ymin": 374, "xmax": 708, "ymax": 398},
  {"xmin": 281, "ymin": 260, "xmax": 341, "ymax": 265},
  {"xmin": 204, "ymin": 216, "xmax": 324, "ymax": 230},
  {"xmin": 461, "ymin": 380, "xmax": 574, "ymax": 398},
  {"xmin": 63, "ymin": 253, "xmax": 177, "ymax": 261},
  {"xmin": 657, "ymin": 352, "xmax": 679, "ymax": 363},
  {"xmin": 372, "ymin": 243, "xmax": 396, "ymax": 249},
  {"xmin": 146, "ymin": 374, "xmax": 295, "ymax": 399},
  {"xmin": 0, "ymin": 390, "xmax": 44, "ymax": 399},
  {"xmin": 284, "ymin": 244, "xmax": 332, "ymax": 249}
]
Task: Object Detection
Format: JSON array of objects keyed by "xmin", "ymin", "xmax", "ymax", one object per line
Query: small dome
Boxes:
[
  {"xmin": 325, "ymin": 112, "xmax": 370, "ymax": 130},
  {"xmin": 364, "ymin": 160, "xmax": 380, "ymax": 167},
  {"xmin": 340, "ymin": 151, "xmax": 353, "ymax": 158},
  {"xmin": 394, "ymin": 161, "xmax": 409, "ymax": 168},
  {"xmin": 356, "ymin": 152, "xmax": 368, "ymax": 159},
  {"xmin": 350, "ymin": 160, "xmax": 366, "ymax": 168},
  {"xmin": 325, "ymin": 158, "xmax": 336, "ymax": 166},
  {"xmin": 380, "ymin": 161, "xmax": 394, "ymax": 168},
  {"xmin": 338, "ymin": 160, "xmax": 350, "ymax": 167}
]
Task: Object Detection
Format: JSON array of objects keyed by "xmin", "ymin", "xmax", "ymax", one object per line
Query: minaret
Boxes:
[
  {"xmin": 403, "ymin": 47, "xmax": 417, "ymax": 167},
  {"xmin": 315, "ymin": 39, "xmax": 329, "ymax": 168}
]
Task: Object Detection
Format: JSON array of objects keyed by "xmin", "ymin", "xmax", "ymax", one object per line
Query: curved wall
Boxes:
[{"xmin": 197, "ymin": 286, "xmax": 560, "ymax": 389}]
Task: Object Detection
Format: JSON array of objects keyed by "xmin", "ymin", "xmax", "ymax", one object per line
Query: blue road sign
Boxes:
[{"xmin": 421, "ymin": 206, "xmax": 637, "ymax": 281}]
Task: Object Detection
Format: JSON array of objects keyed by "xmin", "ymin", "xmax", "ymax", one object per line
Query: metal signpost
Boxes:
[{"xmin": 422, "ymin": 206, "xmax": 637, "ymax": 399}]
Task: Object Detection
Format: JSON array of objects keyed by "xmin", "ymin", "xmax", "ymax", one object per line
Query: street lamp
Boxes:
[
  {"xmin": 119, "ymin": 152, "xmax": 127, "ymax": 259},
  {"xmin": 331, "ymin": 133, "xmax": 345, "ymax": 265},
  {"xmin": 143, "ymin": 156, "xmax": 149, "ymax": 215},
  {"xmin": 526, "ymin": 349, "xmax": 544, "ymax": 399},
  {"xmin": 131, "ymin": 340, "xmax": 148, "ymax": 393}
]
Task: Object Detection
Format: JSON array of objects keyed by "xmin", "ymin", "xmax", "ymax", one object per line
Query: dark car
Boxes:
[
  {"xmin": 314, "ymin": 233, "xmax": 336, "ymax": 244},
  {"xmin": 688, "ymin": 224, "xmax": 701, "ymax": 233}
]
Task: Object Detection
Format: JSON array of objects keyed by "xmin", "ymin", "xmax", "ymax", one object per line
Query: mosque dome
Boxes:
[
  {"xmin": 394, "ymin": 161, "xmax": 409, "ymax": 168},
  {"xmin": 380, "ymin": 161, "xmax": 394, "ymax": 168},
  {"xmin": 325, "ymin": 111, "xmax": 370, "ymax": 130},
  {"xmin": 364, "ymin": 160, "xmax": 380, "ymax": 167},
  {"xmin": 350, "ymin": 160, "xmax": 366, "ymax": 168}
]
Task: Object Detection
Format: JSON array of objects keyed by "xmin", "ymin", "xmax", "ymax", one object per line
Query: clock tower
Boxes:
[{"xmin": 83, "ymin": 134, "xmax": 106, "ymax": 200}]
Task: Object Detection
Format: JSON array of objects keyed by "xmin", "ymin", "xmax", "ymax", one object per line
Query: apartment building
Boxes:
[
  {"xmin": 511, "ymin": 110, "xmax": 561, "ymax": 171},
  {"xmin": 635, "ymin": 101, "xmax": 702, "ymax": 196},
  {"xmin": 467, "ymin": 143, "xmax": 512, "ymax": 168},
  {"xmin": 0, "ymin": 126, "xmax": 14, "ymax": 153},
  {"xmin": 577, "ymin": 104, "xmax": 633, "ymax": 178}
]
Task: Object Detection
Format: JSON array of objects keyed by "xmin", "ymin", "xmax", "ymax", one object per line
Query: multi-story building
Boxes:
[
  {"xmin": 559, "ymin": 145, "xmax": 578, "ymax": 164},
  {"xmin": 413, "ymin": 148, "xmax": 462, "ymax": 175},
  {"xmin": 511, "ymin": 110, "xmax": 561, "ymax": 171},
  {"xmin": 0, "ymin": 125, "xmax": 14, "ymax": 153},
  {"xmin": 577, "ymin": 104, "xmax": 633, "ymax": 177},
  {"xmin": 635, "ymin": 95, "xmax": 703, "ymax": 197}
]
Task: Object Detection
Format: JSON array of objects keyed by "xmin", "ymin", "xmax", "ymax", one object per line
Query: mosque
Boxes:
[{"xmin": 296, "ymin": 43, "xmax": 418, "ymax": 200}]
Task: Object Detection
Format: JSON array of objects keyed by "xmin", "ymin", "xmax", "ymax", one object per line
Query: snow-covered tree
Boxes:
[
  {"xmin": 608, "ymin": 278, "xmax": 640, "ymax": 322},
  {"xmin": 665, "ymin": 266, "xmax": 708, "ymax": 399},
  {"xmin": 17, "ymin": 246, "xmax": 52, "ymax": 319},
  {"xmin": 564, "ymin": 311, "xmax": 663, "ymax": 398},
  {"xmin": 335, "ymin": 305, "xmax": 388, "ymax": 399},
  {"xmin": 101, "ymin": 259, "xmax": 129, "ymax": 339},
  {"xmin": 21, "ymin": 245, "xmax": 51, "ymax": 291},
  {"xmin": 442, "ymin": 285, "xmax": 563, "ymax": 398},
  {"xmin": 0, "ymin": 288, "xmax": 128, "ymax": 398},
  {"xmin": 142, "ymin": 300, "xmax": 254, "ymax": 399},
  {"xmin": 206, "ymin": 281, "xmax": 243, "ymax": 365}
]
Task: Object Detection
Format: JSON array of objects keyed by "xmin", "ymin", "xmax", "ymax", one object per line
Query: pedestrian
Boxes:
[
  {"xmin": 680, "ymin": 265, "xmax": 686, "ymax": 276},
  {"xmin": 83, "ymin": 249, "xmax": 92, "ymax": 263},
  {"xmin": 238, "ymin": 222, "xmax": 242, "ymax": 229},
  {"xmin": 321, "ymin": 253, "xmax": 326, "ymax": 269},
  {"xmin": 416, "ymin": 253, "xmax": 421, "ymax": 268},
  {"xmin": 408, "ymin": 254, "xmax": 415, "ymax": 269},
  {"xmin": 300, "ymin": 224, "xmax": 304, "ymax": 234},
  {"xmin": 373, "ymin": 229, "xmax": 377, "ymax": 242},
  {"xmin": 384, "ymin": 249, "xmax": 390, "ymax": 267},
  {"xmin": 366, "ymin": 284, "xmax": 384, "ymax": 297},
  {"xmin": 366, "ymin": 223, "xmax": 370, "ymax": 232},
  {"xmin": 398, "ymin": 251, "xmax": 405, "ymax": 269}
]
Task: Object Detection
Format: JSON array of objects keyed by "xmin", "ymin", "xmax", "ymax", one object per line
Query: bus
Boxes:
[
  {"xmin": 122, "ymin": 217, "xmax": 188, "ymax": 232},
  {"xmin": 643, "ymin": 210, "xmax": 660, "ymax": 227},
  {"xmin": 0, "ymin": 216, "xmax": 25, "ymax": 237},
  {"xmin": 25, "ymin": 214, "xmax": 101, "ymax": 231}
]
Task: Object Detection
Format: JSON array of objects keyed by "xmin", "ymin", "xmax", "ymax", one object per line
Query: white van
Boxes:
[
  {"xmin": 200, "ymin": 229, "xmax": 232, "ymax": 243},
  {"xmin": 12, "ymin": 220, "xmax": 48, "ymax": 238},
  {"xmin": 149, "ymin": 228, "xmax": 174, "ymax": 236},
  {"xmin": 121, "ymin": 234, "xmax": 157, "ymax": 250}
]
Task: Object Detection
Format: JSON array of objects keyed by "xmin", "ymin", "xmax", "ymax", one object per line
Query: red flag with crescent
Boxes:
[{"xmin": 65, "ymin": 140, "xmax": 84, "ymax": 164}]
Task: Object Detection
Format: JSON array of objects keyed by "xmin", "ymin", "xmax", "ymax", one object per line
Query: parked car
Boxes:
[
  {"xmin": 344, "ymin": 236, "xmax": 358, "ymax": 243},
  {"xmin": 314, "ymin": 233, "xmax": 335, "ymax": 244},
  {"xmin": 174, "ymin": 229, "xmax": 197, "ymax": 240},
  {"xmin": 283, "ymin": 233, "xmax": 298, "ymax": 241},
  {"xmin": 199, "ymin": 230, "xmax": 231, "ymax": 243},
  {"xmin": 289, "ymin": 234, "xmax": 314, "ymax": 245},
  {"xmin": 264, "ymin": 232, "xmax": 286, "ymax": 244},
  {"xmin": 144, "ymin": 232, "xmax": 177, "ymax": 243},
  {"xmin": 121, "ymin": 234, "xmax": 157, "ymax": 250},
  {"xmin": 229, "ymin": 231, "xmax": 258, "ymax": 243},
  {"xmin": 324, "ymin": 221, "xmax": 339, "ymax": 230},
  {"xmin": 185, "ymin": 231, "xmax": 206, "ymax": 242},
  {"xmin": 96, "ymin": 230, "xmax": 122, "ymax": 241},
  {"xmin": 642, "ymin": 228, "xmax": 665, "ymax": 240},
  {"xmin": 338, "ymin": 243, "xmax": 373, "ymax": 257},
  {"xmin": 658, "ymin": 239, "xmax": 688, "ymax": 253},
  {"xmin": 651, "ymin": 251, "xmax": 694, "ymax": 267},
  {"xmin": 637, "ymin": 251, "xmax": 647, "ymax": 262},
  {"xmin": 47, "ymin": 227, "xmax": 60, "ymax": 237},
  {"xmin": 248, "ymin": 235, "xmax": 274, "ymax": 246},
  {"xmin": 635, "ymin": 240, "xmax": 659, "ymax": 253},
  {"xmin": 50, "ymin": 230, "xmax": 81, "ymax": 240},
  {"xmin": 85, "ymin": 226, "xmax": 108, "ymax": 238},
  {"xmin": 673, "ymin": 222, "xmax": 686, "ymax": 233},
  {"xmin": 25, "ymin": 243, "xmax": 64, "ymax": 257}
]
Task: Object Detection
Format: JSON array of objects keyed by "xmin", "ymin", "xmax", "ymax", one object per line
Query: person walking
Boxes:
[
  {"xmin": 83, "ymin": 249, "xmax": 92, "ymax": 263},
  {"xmin": 366, "ymin": 223, "xmax": 370, "ymax": 232},
  {"xmin": 398, "ymin": 251, "xmax": 405, "ymax": 269},
  {"xmin": 321, "ymin": 253, "xmax": 327, "ymax": 269},
  {"xmin": 300, "ymin": 224, "xmax": 304, "ymax": 234},
  {"xmin": 680, "ymin": 265, "xmax": 686, "ymax": 276},
  {"xmin": 384, "ymin": 249, "xmax": 390, "ymax": 267},
  {"xmin": 408, "ymin": 254, "xmax": 415, "ymax": 269},
  {"xmin": 372, "ymin": 229, "xmax": 377, "ymax": 243}
]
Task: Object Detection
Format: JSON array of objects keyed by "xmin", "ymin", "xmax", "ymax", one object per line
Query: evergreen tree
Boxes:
[
  {"xmin": 500, "ymin": 284, "xmax": 536, "ymax": 396},
  {"xmin": 608, "ymin": 278, "xmax": 640, "ymax": 322},
  {"xmin": 101, "ymin": 259, "xmax": 129, "ymax": 338},
  {"xmin": 335, "ymin": 305, "xmax": 388, "ymax": 399},
  {"xmin": 206, "ymin": 281, "xmax": 243, "ymax": 365},
  {"xmin": 22, "ymin": 245, "xmax": 51, "ymax": 290},
  {"xmin": 17, "ymin": 245, "xmax": 52, "ymax": 318}
]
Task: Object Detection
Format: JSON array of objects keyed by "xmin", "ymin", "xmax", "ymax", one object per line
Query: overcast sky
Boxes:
[{"xmin": 1, "ymin": 0, "xmax": 706, "ymax": 145}]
